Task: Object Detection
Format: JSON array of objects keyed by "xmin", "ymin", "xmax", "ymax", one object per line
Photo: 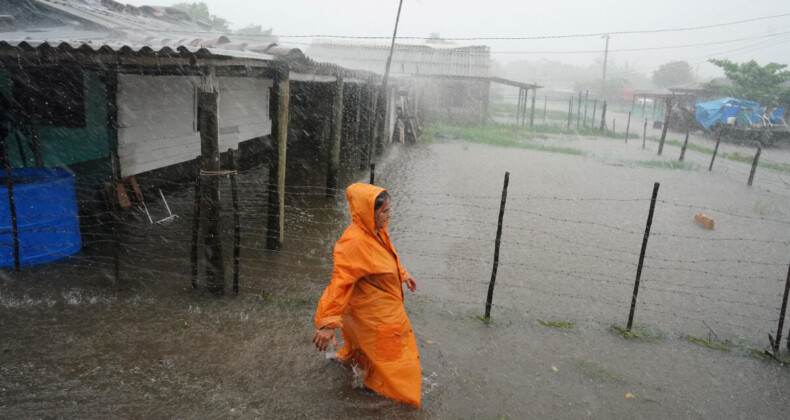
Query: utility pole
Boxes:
[{"xmin": 601, "ymin": 34, "xmax": 610, "ymax": 97}]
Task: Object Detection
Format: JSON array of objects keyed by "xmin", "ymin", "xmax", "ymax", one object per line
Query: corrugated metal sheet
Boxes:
[
  {"xmin": 0, "ymin": 0, "xmax": 380, "ymax": 81},
  {"xmin": 305, "ymin": 39, "xmax": 491, "ymax": 78}
]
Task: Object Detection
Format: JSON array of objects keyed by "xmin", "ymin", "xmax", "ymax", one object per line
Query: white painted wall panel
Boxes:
[{"xmin": 117, "ymin": 74, "xmax": 272, "ymax": 177}]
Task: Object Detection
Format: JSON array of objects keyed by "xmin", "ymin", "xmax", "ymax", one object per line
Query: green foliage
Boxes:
[
  {"xmin": 704, "ymin": 59, "xmax": 790, "ymax": 106},
  {"xmin": 573, "ymin": 359, "xmax": 623, "ymax": 382},
  {"xmin": 636, "ymin": 160, "xmax": 693, "ymax": 170},
  {"xmin": 538, "ymin": 319, "xmax": 575, "ymax": 329},
  {"xmin": 610, "ymin": 324, "xmax": 665, "ymax": 342},
  {"xmin": 172, "ymin": 2, "xmax": 230, "ymax": 31},
  {"xmin": 423, "ymin": 123, "xmax": 585, "ymax": 156},
  {"xmin": 234, "ymin": 25, "xmax": 278, "ymax": 42},
  {"xmin": 686, "ymin": 335, "xmax": 730, "ymax": 351},
  {"xmin": 652, "ymin": 61, "xmax": 695, "ymax": 88}
]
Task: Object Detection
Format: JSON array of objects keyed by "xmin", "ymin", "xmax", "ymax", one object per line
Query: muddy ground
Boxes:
[{"xmin": 2, "ymin": 128, "xmax": 790, "ymax": 418}]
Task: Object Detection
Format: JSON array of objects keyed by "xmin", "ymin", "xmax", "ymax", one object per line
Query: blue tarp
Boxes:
[{"xmin": 695, "ymin": 97, "xmax": 763, "ymax": 130}]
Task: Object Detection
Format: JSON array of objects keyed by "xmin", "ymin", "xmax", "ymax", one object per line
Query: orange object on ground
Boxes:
[
  {"xmin": 314, "ymin": 183, "xmax": 421, "ymax": 408},
  {"xmin": 694, "ymin": 212, "xmax": 715, "ymax": 229}
]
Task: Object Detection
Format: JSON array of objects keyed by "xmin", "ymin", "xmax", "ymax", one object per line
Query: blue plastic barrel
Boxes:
[{"xmin": 0, "ymin": 167, "xmax": 82, "ymax": 267}]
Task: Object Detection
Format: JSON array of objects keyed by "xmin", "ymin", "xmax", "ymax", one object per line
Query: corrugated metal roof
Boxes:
[
  {"xmin": 0, "ymin": 0, "xmax": 380, "ymax": 81},
  {"xmin": 305, "ymin": 39, "xmax": 491, "ymax": 78}
]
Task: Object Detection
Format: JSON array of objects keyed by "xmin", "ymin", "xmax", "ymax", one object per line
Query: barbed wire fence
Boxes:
[{"xmin": 3, "ymin": 151, "xmax": 789, "ymax": 357}]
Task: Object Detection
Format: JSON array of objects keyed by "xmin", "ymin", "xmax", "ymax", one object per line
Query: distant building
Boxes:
[{"xmin": 307, "ymin": 39, "xmax": 494, "ymax": 125}]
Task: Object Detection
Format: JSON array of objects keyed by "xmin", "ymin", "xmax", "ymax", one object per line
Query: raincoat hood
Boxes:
[{"xmin": 346, "ymin": 183, "xmax": 387, "ymax": 236}]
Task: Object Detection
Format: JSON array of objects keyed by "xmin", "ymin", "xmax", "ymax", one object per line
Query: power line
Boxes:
[{"xmin": 274, "ymin": 12, "xmax": 790, "ymax": 41}]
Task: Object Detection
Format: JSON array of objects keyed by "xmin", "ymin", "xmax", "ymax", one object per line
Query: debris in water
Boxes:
[
  {"xmin": 426, "ymin": 340, "xmax": 434, "ymax": 344},
  {"xmin": 551, "ymin": 366, "xmax": 558, "ymax": 372},
  {"xmin": 694, "ymin": 212, "xmax": 715, "ymax": 229},
  {"xmin": 626, "ymin": 393, "xmax": 633, "ymax": 398}
]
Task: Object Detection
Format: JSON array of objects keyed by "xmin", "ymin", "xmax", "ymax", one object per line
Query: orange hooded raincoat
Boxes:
[{"xmin": 314, "ymin": 183, "xmax": 422, "ymax": 408}]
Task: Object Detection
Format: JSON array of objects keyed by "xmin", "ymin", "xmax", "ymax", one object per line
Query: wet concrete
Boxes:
[{"xmin": 2, "ymin": 132, "xmax": 790, "ymax": 418}]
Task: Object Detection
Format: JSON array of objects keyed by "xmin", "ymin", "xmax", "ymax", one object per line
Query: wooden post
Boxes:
[
  {"xmin": 576, "ymin": 91, "xmax": 582, "ymax": 129},
  {"xmin": 628, "ymin": 182, "xmax": 660, "ymax": 331},
  {"xmin": 190, "ymin": 156, "xmax": 201, "ymax": 289},
  {"xmin": 773, "ymin": 261, "xmax": 790, "ymax": 353},
  {"xmin": 485, "ymin": 171, "xmax": 510, "ymax": 320},
  {"xmin": 643, "ymin": 119, "xmax": 647, "ymax": 149},
  {"xmin": 709, "ymin": 131, "xmax": 721, "ymax": 171},
  {"xmin": 657, "ymin": 97, "xmax": 671, "ymax": 155},
  {"xmin": 199, "ymin": 66, "xmax": 224, "ymax": 294},
  {"xmin": 516, "ymin": 88, "xmax": 523, "ymax": 126},
  {"xmin": 359, "ymin": 85, "xmax": 373, "ymax": 170},
  {"xmin": 543, "ymin": 95, "xmax": 547, "ymax": 125},
  {"xmin": 599, "ymin": 100, "xmax": 607, "ymax": 132},
  {"xmin": 625, "ymin": 112, "xmax": 631, "ymax": 143},
  {"xmin": 326, "ymin": 76, "xmax": 343, "ymax": 198},
  {"xmin": 266, "ymin": 70, "xmax": 290, "ymax": 251},
  {"xmin": 230, "ymin": 148, "xmax": 241, "ymax": 294},
  {"xmin": 567, "ymin": 97, "xmax": 573, "ymax": 129},
  {"xmin": 612, "ymin": 118, "xmax": 616, "ymax": 137},
  {"xmin": 105, "ymin": 69, "xmax": 120, "ymax": 283},
  {"xmin": 679, "ymin": 128, "xmax": 689, "ymax": 161},
  {"xmin": 591, "ymin": 100, "xmax": 598, "ymax": 129},
  {"xmin": 1, "ymin": 140, "xmax": 20, "ymax": 271},
  {"xmin": 747, "ymin": 143, "xmax": 761, "ymax": 186},
  {"xmin": 529, "ymin": 89, "xmax": 536, "ymax": 127},
  {"xmin": 583, "ymin": 91, "xmax": 589, "ymax": 127}
]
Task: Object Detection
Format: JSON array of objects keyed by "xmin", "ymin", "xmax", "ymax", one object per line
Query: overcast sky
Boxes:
[{"xmin": 124, "ymin": 0, "xmax": 790, "ymax": 80}]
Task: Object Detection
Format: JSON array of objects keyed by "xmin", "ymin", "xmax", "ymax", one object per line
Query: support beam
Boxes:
[
  {"xmin": 266, "ymin": 70, "xmax": 290, "ymax": 250},
  {"xmin": 198, "ymin": 65, "xmax": 224, "ymax": 294},
  {"xmin": 326, "ymin": 76, "xmax": 344, "ymax": 197}
]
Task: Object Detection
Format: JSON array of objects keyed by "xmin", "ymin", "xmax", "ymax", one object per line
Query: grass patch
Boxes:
[
  {"xmin": 474, "ymin": 315, "xmax": 493, "ymax": 325},
  {"xmin": 636, "ymin": 160, "xmax": 693, "ymax": 170},
  {"xmin": 573, "ymin": 359, "xmax": 623, "ymax": 383},
  {"xmin": 423, "ymin": 123, "xmax": 585, "ymax": 156},
  {"xmin": 686, "ymin": 334, "xmax": 730, "ymax": 351},
  {"xmin": 610, "ymin": 324, "xmax": 665, "ymax": 342},
  {"xmin": 537, "ymin": 319, "xmax": 575, "ymax": 330}
]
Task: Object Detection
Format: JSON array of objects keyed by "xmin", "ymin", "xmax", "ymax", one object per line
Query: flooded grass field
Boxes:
[{"xmin": 2, "ymin": 130, "xmax": 790, "ymax": 418}]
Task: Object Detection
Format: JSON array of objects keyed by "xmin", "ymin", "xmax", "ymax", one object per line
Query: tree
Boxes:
[
  {"xmin": 426, "ymin": 32, "xmax": 452, "ymax": 44},
  {"xmin": 234, "ymin": 25, "xmax": 278, "ymax": 43},
  {"xmin": 704, "ymin": 59, "xmax": 790, "ymax": 106},
  {"xmin": 172, "ymin": 2, "xmax": 230, "ymax": 32},
  {"xmin": 652, "ymin": 61, "xmax": 695, "ymax": 88}
]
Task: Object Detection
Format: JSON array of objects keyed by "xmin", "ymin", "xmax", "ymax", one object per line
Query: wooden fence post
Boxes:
[
  {"xmin": 599, "ymin": 100, "xmax": 607, "ymax": 132},
  {"xmin": 199, "ymin": 66, "xmax": 224, "ymax": 294},
  {"xmin": 628, "ymin": 182, "xmax": 660, "ymax": 331},
  {"xmin": 567, "ymin": 97, "xmax": 573, "ymax": 129},
  {"xmin": 625, "ymin": 112, "xmax": 631, "ymax": 143},
  {"xmin": 657, "ymin": 97, "xmax": 672, "ymax": 155},
  {"xmin": 191, "ymin": 155, "xmax": 201, "ymax": 289},
  {"xmin": 748, "ymin": 143, "xmax": 762, "ymax": 186},
  {"xmin": 709, "ymin": 130, "xmax": 721, "ymax": 171},
  {"xmin": 642, "ymin": 119, "xmax": 647, "ymax": 149},
  {"xmin": 772, "ymin": 261, "xmax": 790, "ymax": 353},
  {"xmin": 267, "ymin": 69, "xmax": 290, "ymax": 251},
  {"xmin": 229, "ymin": 148, "xmax": 241, "ymax": 295},
  {"xmin": 485, "ymin": 172, "xmax": 510, "ymax": 319},
  {"xmin": 530, "ymin": 90, "xmax": 536, "ymax": 127},
  {"xmin": 679, "ymin": 128, "xmax": 689, "ymax": 161},
  {"xmin": 576, "ymin": 91, "xmax": 582, "ymax": 129}
]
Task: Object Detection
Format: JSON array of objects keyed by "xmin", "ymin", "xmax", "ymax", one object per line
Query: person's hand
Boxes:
[
  {"xmin": 405, "ymin": 277, "xmax": 417, "ymax": 293},
  {"xmin": 312, "ymin": 327, "xmax": 336, "ymax": 352}
]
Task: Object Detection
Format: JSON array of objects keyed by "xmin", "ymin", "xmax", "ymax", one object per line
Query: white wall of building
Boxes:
[{"xmin": 117, "ymin": 74, "xmax": 272, "ymax": 177}]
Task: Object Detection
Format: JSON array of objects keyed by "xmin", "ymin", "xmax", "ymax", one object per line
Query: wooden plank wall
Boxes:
[{"xmin": 117, "ymin": 74, "xmax": 272, "ymax": 177}]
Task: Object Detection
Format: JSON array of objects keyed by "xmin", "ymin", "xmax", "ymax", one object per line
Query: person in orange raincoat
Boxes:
[{"xmin": 312, "ymin": 183, "xmax": 421, "ymax": 408}]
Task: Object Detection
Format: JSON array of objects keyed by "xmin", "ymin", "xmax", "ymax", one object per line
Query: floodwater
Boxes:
[{"xmin": 2, "ymin": 130, "xmax": 790, "ymax": 418}]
